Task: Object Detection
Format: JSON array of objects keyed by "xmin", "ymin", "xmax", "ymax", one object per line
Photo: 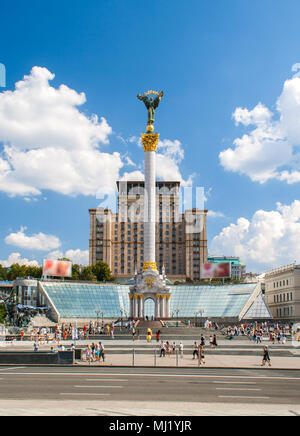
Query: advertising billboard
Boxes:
[
  {"xmin": 43, "ymin": 259, "xmax": 72, "ymax": 278},
  {"xmin": 201, "ymin": 262, "xmax": 231, "ymax": 279}
]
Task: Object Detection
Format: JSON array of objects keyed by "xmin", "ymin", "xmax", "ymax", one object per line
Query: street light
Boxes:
[
  {"xmin": 95, "ymin": 309, "xmax": 104, "ymax": 326},
  {"xmin": 194, "ymin": 309, "xmax": 204, "ymax": 327},
  {"xmin": 121, "ymin": 307, "xmax": 124, "ymax": 329},
  {"xmin": 175, "ymin": 307, "xmax": 180, "ymax": 327}
]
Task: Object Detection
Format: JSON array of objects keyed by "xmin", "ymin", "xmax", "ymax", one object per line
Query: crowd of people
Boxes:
[
  {"xmin": 24, "ymin": 319, "xmax": 295, "ymax": 368},
  {"xmin": 83, "ymin": 342, "xmax": 106, "ymax": 363},
  {"xmin": 221, "ymin": 321, "xmax": 292, "ymax": 344}
]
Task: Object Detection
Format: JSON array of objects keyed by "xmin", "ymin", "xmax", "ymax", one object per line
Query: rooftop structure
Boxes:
[{"xmin": 35, "ymin": 280, "xmax": 271, "ymax": 323}]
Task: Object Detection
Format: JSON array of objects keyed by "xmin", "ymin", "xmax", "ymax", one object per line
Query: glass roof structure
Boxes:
[
  {"xmin": 242, "ymin": 293, "xmax": 273, "ymax": 319},
  {"xmin": 39, "ymin": 281, "xmax": 272, "ymax": 321}
]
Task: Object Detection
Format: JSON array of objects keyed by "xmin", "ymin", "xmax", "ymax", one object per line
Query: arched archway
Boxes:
[{"xmin": 144, "ymin": 298, "xmax": 155, "ymax": 320}]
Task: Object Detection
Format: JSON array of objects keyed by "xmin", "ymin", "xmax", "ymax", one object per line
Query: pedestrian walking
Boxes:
[
  {"xmin": 156, "ymin": 330, "xmax": 160, "ymax": 342},
  {"xmin": 160, "ymin": 341, "xmax": 166, "ymax": 357},
  {"xmin": 199, "ymin": 345, "xmax": 205, "ymax": 365},
  {"xmin": 179, "ymin": 342, "xmax": 184, "ymax": 358},
  {"xmin": 212, "ymin": 334, "xmax": 218, "ymax": 348},
  {"xmin": 99, "ymin": 342, "xmax": 105, "ymax": 362},
  {"xmin": 192, "ymin": 342, "xmax": 199, "ymax": 359},
  {"xmin": 165, "ymin": 341, "xmax": 170, "ymax": 357},
  {"xmin": 261, "ymin": 346, "xmax": 271, "ymax": 367},
  {"xmin": 172, "ymin": 341, "xmax": 176, "ymax": 354},
  {"xmin": 85, "ymin": 344, "xmax": 92, "ymax": 363}
]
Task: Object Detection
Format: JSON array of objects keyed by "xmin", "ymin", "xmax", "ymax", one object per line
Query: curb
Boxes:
[{"xmin": 0, "ymin": 363, "xmax": 299, "ymax": 371}]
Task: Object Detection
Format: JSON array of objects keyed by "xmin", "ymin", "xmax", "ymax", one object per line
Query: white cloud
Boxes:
[
  {"xmin": 219, "ymin": 66, "xmax": 300, "ymax": 184},
  {"xmin": 0, "ymin": 252, "xmax": 38, "ymax": 267},
  {"xmin": 156, "ymin": 139, "xmax": 194, "ymax": 186},
  {"xmin": 47, "ymin": 248, "xmax": 89, "ymax": 265},
  {"xmin": 120, "ymin": 170, "xmax": 144, "ymax": 181},
  {"xmin": 5, "ymin": 227, "xmax": 61, "ymax": 251},
  {"xmin": 207, "ymin": 210, "xmax": 225, "ymax": 218},
  {"xmin": 121, "ymin": 137, "xmax": 194, "ymax": 186},
  {"xmin": 0, "ymin": 66, "xmax": 124, "ymax": 197},
  {"xmin": 210, "ymin": 200, "xmax": 300, "ymax": 271}
]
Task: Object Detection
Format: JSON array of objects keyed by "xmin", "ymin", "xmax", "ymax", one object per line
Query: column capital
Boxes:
[{"xmin": 141, "ymin": 133, "xmax": 160, "ymax": 152}]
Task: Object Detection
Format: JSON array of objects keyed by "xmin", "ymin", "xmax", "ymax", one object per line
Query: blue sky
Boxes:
[{"xmin": 0, "ymin": 0, "xmax": 300, "ymax": 272}]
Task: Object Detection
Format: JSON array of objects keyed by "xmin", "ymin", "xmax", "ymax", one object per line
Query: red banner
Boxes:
[
  {"xmin": 201, "ymin": 262, "xmax": 231, "ymax": 278},
  {"xmin": 43, "ymin": 259, "xmax": 72, "ymax": 278}
]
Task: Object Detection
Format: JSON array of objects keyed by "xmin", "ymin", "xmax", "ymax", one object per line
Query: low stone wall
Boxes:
[{"xmin": 0, "ymin": 351, "xmax": 74, "ymax": 365}]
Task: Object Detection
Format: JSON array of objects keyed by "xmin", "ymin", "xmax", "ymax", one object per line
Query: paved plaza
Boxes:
[{"xmin": 1, "ymin": 337, "xmax": 300, "ymax": 369}]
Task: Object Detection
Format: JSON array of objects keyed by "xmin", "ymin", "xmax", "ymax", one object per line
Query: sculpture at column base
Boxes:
[{"xmin": 129, "ymin": 268, "xmax": 171, "ymax": 320}]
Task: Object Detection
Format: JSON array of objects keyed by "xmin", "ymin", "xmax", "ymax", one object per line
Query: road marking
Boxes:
[
  {"xmin": 74, "ymin": 385, "xmax": 123, "ymax": 388},
  {"xmin": 85, "ymin": 379, "xmax": 128, "ymax": 382},
  {"xmin": 216, "ymin": 388, "xmax": 262, "ymax": 391},
  {"xmin": 60, "ymin": 393, "xmax": 111, "ymax": 396},
  {"xmin": 0, "ymin": 367, "xmax": 25, "ymax": 371},
  {"xmin": 213, "ymin": 381, "xmax": 257, "ymax": 384},
  {"xmin": 218, "ymin": 395, "xmax": 270, "ymax": 399}
]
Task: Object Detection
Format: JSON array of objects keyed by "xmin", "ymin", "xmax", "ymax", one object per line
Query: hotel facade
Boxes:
[{"xmin": 89, "ymin": 181, "xmax": 208, "ymax": 281}]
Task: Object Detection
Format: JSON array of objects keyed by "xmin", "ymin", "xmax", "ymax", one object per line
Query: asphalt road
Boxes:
[{"xmin": 0, "ymin": 366, "xmax": 300, "ymax": 406}]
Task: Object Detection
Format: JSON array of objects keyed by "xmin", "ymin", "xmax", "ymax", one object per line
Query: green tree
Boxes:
[
  {"xmin": 71, "ymin": 264, "xmax": 82, "ymax": 281},
  {"xmin": 0, "ymin": 303, "xmax": 6, "ymax": 324},
  {"xmin": 91, "ymin": 261, "xmax": 112, "ymax": 282},
  {"xmin": 6, "ymin": 264, "xmax": 27, "ymax": 281},
  {"xmin": 0, "ymin": 265, "xmax": 7, "ymax": 281},
  {"xmin": 80, "ymin": 266, "xmax": 97, "ymax": 282},
  {"xmin": 25, "ymin": 266, "xmax": 43, "ymax": 279}
]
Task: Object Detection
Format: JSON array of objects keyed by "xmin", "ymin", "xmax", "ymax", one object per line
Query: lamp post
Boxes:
[
  {"xmin": 95, "ymin": 309, "xmax": 104, "ymax": 327},
  {"xmin": 175, "ymin": 307, "xmax": 180, "ymax": 327},
  {"xmin": 194, "ymin": 309, "xmax": 204, "ymax": 327}
]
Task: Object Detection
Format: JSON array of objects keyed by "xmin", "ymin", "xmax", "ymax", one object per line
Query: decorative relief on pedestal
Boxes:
[{"xmin": 141, "ymin": 133, "xmax": 160, "ymax": 152}]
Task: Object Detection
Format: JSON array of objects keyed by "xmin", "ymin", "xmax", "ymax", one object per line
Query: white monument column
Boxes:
[
  {"xmin": 156, "ymin": 297, "xmax": 160, "ymax": 318},
  {"xmin": 166, "ymin": 296, "xmax": 170, "ymax": 319},
  {"xmin": 134, "ymin": 297, "xmax": 139, "ymax": 319},
  {"xmin": 144, "ymin": 150, "xmax": 156, "ymax": 268},
  {"xmin": 160, "ymin": 296, "xmax": 165, "ymax": 319},
  {"xmin": 142, "ymin": 133, "xmax": 159, "ymax": 272}
]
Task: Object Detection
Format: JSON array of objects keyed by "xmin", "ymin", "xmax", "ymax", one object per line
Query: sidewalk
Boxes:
[{"xmin": 77, "ymin": 352, "xmax": 300, "ymax": 369}]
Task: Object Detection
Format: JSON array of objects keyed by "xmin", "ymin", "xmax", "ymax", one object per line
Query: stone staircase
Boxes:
[
  {"xmin": 136, "ymin": 320, "xmax": 163, "ymax": 329},
  {"xmin": 29, "ymin": 315, "xmax": 57, "ymax": 328}
]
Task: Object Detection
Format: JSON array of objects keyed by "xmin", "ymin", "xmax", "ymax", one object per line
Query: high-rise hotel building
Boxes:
[{"xmin": 89, "ymin": 181, "xmax": 208, "ymax": 281}]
